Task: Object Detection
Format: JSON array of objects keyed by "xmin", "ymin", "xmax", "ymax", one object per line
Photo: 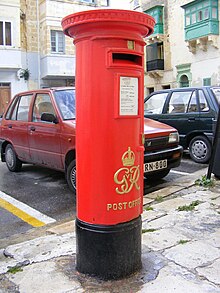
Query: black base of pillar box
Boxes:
[
  {"xmin": 213, "ymin": 146, "xmax": 220, "ymax": 178},
  {"xmin": 75, "ymin": 216, "xmax": 142, "ymax": 280}
]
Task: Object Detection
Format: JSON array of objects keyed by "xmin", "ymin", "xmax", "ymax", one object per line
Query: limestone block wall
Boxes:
[{"xmin": 140, "ymin": 0, "xmax": 220, "ymax": 92}]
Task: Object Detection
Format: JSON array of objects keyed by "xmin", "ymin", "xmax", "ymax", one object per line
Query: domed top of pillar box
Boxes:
[{"xmin": 62, "ymin": 9, "xmax": 155, "ymax": 42}]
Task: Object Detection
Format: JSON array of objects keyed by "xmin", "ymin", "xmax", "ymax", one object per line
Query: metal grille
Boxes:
[{"xmin": 145, "ymin": 136, "xmax": 169, "ymax": 151}]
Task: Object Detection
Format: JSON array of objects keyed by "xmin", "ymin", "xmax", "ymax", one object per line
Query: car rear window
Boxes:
[
  {"xmin": 54, "ymin": 89, "xmax": 76, "ymax": 120},
  {"xmin": 167, "ymin": 91, "xmax": 192, "ymax": 114},
  {"xmin": 5, "ymin": 94, "xmax": 32, "ymax": 121},
  {"xmin": 17, "ymin": 95, "xmax": 32, "ymax": 121}
]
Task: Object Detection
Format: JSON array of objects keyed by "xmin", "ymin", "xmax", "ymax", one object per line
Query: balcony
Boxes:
[
  {"xmin": 0, "ymin": 49, "xmax": 22, "ymax": 69},
  {"xmin": 182, "ymin": 0, "xmax": 219, "ymax": 52},
  {"xmin": 147, "ymin": 59, "xmax": 164, "ymax": 71},
  {"xmin": 144, "ymin": 5, "xmax": 164, "ymax": 35},
  {"xmin": 185, "ymin": 19, "xmax": 219, "ymax": 41},
  {"xmin": 41, "ymin": 55, "xmax": 75, "ymax": 79}
]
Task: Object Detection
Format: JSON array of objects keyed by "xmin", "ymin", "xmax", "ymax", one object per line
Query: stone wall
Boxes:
[{"xmin": 140, "ymin": 0, "xmax": 220, "ymax": 93}]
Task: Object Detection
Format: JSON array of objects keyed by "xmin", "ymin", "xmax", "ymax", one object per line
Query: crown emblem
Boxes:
[{"xmin": 122, "ymin": 147, "xmax": 135, "ymax": 166}]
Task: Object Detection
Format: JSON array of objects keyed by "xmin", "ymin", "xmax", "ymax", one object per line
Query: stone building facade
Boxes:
[
  {"xmin": 0, "ymin": 0, "xmax": 109, "ymax": 112},
  {"xmin": 0, "ymin": 0, "xmax": 22, "ymax": 112},
  {"xmin": 131, "ymin": 0, "xmax": 220, "ymax": 95},
  {"xmin": 1, "ymin": 0, "xmax": 218, "ymax": 112}
]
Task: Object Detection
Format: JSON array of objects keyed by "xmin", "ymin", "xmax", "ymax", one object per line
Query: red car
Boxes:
[{"xmin": 0, "ymin": 87, "xmax": 182, "ymax": 194}]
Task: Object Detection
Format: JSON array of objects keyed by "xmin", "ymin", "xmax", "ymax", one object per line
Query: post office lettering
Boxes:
[{"xmin": 107, "ymin": 198, "xmax": 141, "ymax": 211}]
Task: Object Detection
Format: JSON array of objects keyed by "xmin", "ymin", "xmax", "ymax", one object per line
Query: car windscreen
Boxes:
[
  {"xmin": 211, "ymin": 87, "xmax": 220, "ymax": 104},
  {"xmin": 54, "ymin": 89, "xmax": 76, "ymax": 120}
]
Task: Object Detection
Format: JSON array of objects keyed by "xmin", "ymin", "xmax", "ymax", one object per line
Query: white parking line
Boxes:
[
  {"xmin": 0, "ymin": 191, "xmax": 56, "ymax": 227},
  {"xmin": 170, "ymin": 170, "xmax": 193, "ymax": 176}
]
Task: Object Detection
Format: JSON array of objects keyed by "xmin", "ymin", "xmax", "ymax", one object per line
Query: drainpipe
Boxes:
[{"xmin": 36, "ymin": 0, "xmax": 41, "ymax": 88}]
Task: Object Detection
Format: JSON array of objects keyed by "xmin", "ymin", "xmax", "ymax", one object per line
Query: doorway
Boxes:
[{"xmin": 0, "ymin": 83, "xmax": 11, "ymax": 115}]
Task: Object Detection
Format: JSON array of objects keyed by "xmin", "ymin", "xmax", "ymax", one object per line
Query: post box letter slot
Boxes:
[{"xmin": 112, "ymin": 53, "xmax": 142, "ymax": 66}]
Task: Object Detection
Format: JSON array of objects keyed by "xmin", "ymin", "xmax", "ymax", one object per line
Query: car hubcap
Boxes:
[
  {"xmin": 6, "ymin": 148, "xmax": 14, "ymax": 168},
  {"xmin": 192, "ymin": 140, "xmax": 207, "ymax": 160},
  {"xmin": 70, "ymin": 165, "xmax": 76, "ymax": 190}
]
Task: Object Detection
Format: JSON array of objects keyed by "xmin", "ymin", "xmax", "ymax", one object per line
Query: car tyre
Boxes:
[
  {"xmin": 189, "ymin": 135, "xmax": 211, "ymax": 163},
  {"xmin": 5, "ymin": 144, "xmax": 22, "ymax": 172},
  {"xmin": 145, "ymin": 169, "xmax": 170, "ymax": 181},
  {"xmin": 66, "ymin": 160, "xmax": 76, "ymax": 195}
]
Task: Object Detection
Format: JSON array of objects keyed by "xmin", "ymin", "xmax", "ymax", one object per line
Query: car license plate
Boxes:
[{"xmin": 144, "ymin": 159, "xmax": 167, "ymax": 173}]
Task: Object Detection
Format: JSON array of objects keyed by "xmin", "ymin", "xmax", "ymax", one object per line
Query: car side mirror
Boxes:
[{"xmin": 41, "ymin": 113, "xmax": 58, "ymax": 124}]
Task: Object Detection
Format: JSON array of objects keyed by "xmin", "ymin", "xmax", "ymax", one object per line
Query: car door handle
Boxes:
[
  {"xmin": 8, "ymin": 124, "xmax": 12, "ymax": 129},
  {"xmin": 188, "ymin": 118, "xmax": 195, "ymax": 121},
  {"xmin": 30, "ymin": 126, "xmax": 36, "ymax": 131}
]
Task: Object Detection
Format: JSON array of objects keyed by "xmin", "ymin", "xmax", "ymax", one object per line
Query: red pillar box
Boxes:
[{"xmin": 62, "ymin": 9, "xmax": 155, "ymax": 279}]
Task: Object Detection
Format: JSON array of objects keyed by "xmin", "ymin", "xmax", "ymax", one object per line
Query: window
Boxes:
[
  {"xmin": 100, "ymin": 0, "xmax": 109, "ymax": 5},
  {"xmin": 203, "ymin": 78, "xmax": 211, "ymax": 86},
  {"xmin": 144, "ymin": 92, "xmax": 168, "ymax": 115},
  {"xmin": 17, "ymin": 95, "xmax": 32, "ymax": 121},
  {"xmin": 198, "ymin": 90, "xmax": 209, "ymax": 111},
  {"xmin": 212, "ymin": 7, "xmax": 217, "ymax": 18},
  {"xmin": 167, "ymin": 90, "xmax": 210, "ymax": 114},
  {"xmin": 162, "ymin": 85, "xmax": 171, "ymax": 89},
  {"xmin": 180, "ymin": 75, "xmax": 189, "ymax": 88},
  {"xmin": 10, "ymin": 101, "xmax": 19, "ymax": 120},
  {"xmin": 32, "ymin": 94, "xmax": 55, "ymax": 123},
  {"xmin": 5, "ymin": 97, "xmax": 18, "ymax": 120},
  {"xmin": 188, "ymin": 92, "xmax": 198, "ymax": 112},
  {"xmin": 186, "ymin": 15, "xmax": 190, "ymax": 26},
  {"xmin": 191, "ymin": 12, "xmax": 197, "ymax": 24},
  {"xmin": 146, "ymin": 42, "xmax": 164, "ymax": 71},
  {"xmin": 211, "ymin": 87, "xmax": 220, "ymax": 104},
  {"xmin": 148, "ymin": 42, "xmax": 163, "ymax": 61},
  {"xmin": 0, "ymin": 21, "xmax": 12, "ymax": 46},
  {"xmin": 147, "ymin": 87, "xmax": 154, "ymax": 95},
  {"xmin": 6, "ymin": 95, "xmax": 32, "ymax": 121},
  {"xmin": 51, "ymin": 31, "xmax": 65, "ymax": 53},
  {"xmin": 204, "ymin": 8, "xmax": 209, "ymax": 19},
  {"xmin": 168, "ymin": 91, "xmax": 192, "ymax": 114},
  {"xmin": 54, "ymin": 89, "xmax": 75, "ymax": 120},
  {"xmin": 0, "ymin": 82, "xmax": 10, "ymax": 87},
  {"xmin": 182, "ymin": 0, "xmax": 219, "ymax": 40},
  {"xmin": 198, "ymin": 8, "xmax": 209, "ymax": 21}
]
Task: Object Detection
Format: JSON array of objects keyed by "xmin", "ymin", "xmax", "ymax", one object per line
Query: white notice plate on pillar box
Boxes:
[{"xmin": 120, "ymin": 76, "xmax": 138, "ymax": 116}]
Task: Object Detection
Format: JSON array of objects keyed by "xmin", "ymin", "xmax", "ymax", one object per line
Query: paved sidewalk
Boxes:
[{"xmin": 0, "ymin": 168, "xmax": 220, "ymax": 293}]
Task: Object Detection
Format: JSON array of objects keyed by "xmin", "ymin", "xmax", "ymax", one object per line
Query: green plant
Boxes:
[
  {"xmin": 155, "ymin": 195, "xmax": 163, "ymax": 202},
  {"xmin": 19, "ymin": 68, "xmax": 30, "ymax": 81},
  {"xmin": 178, "ymin": 239, "xmax": 189, "ymax": 244},
  {"xmin": 195, "ymin": 175, "xmax": 214, "ymax": 187},
  {"xmin": 142, "ymin": 228, "xmax": 157, "ymax": 233},
  {"xmin": 144, "ymin": 206, "xmax": 154, "ymax": 211},
  {"xmin": 177, "ymin": 200, "xmax": 201, "ymax": 212},
  {"xmin": 7, "ymin": 266, "xmax": 23, "ymax": 274}
]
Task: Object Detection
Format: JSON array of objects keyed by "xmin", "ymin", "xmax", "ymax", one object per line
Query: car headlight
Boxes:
[{"xmin": 168, "ymin": 132, "xmax": 179, "ymax": 143}]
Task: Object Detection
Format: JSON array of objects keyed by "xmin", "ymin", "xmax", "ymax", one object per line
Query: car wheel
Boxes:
[
  {"xmin": 189, "ymin": 136, "xmax": 211, "ymax": 163},
  {"xmin": 5, "ymin": 144, "xmax": 22, "ymax": 172},
  {"xmin": 145, "ymin": 169, "xmax": 170, "ymax": 181},
  {"xmin": 66, "ymin": 160, "xmax": 76, "ymax": 194}
]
